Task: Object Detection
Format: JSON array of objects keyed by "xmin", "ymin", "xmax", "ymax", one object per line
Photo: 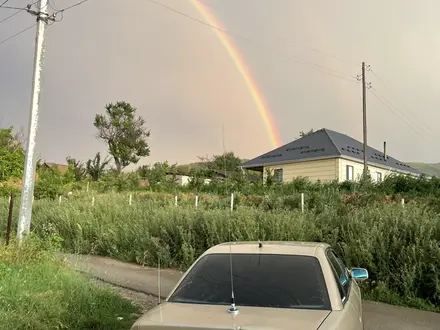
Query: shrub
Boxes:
[{"xmin": 2, "ymin": 194, "xmax": 437, "ymax": 309}]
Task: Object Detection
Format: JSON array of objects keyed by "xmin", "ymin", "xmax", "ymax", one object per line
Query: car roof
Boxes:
[{"xmin": 202, "ymin": 241, "xmax": 331, "ymax": 257}]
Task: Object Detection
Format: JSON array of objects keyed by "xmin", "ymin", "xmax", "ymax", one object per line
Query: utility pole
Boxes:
[
  {"xmin": 361, "ymin": 62, "xmax": 367, "ymax": 178},
  {"xmin": 17, "ymin": 0, "xmax": 55, "ymax": 241},
  {"xmin": 357, "ymin": 62, "xmax": 371, "ymax": 179}
]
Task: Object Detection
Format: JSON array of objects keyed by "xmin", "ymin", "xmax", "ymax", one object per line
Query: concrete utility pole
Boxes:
[
  {"xmin": 17, "ymin": 0, "xmax": 54, "ymax": 241},
  {"xmin": 361, "ymin": 62, "xmax": 368, "ymax": 178},
  {"xmin": 357, "ymin": 63, "xmax": 371, "ymax": 179}
]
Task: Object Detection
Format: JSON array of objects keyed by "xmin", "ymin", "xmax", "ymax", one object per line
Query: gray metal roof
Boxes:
[{"xmin": 241, "ymin": 128, "xmax": 422, "ymax": 175}]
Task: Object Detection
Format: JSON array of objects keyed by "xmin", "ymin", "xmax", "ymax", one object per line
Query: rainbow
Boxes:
[{"xmin": 189, "ymin": 0, "xmax": 282, "ymax": 148}]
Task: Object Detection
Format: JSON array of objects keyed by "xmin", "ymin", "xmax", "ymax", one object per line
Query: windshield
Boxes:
[{"xmin": 168, "ymin": 253, "xmax": 331, "ymax": 310}]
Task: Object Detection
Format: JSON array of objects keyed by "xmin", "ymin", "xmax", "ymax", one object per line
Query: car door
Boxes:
[{"xmin": 325, "ymin": 248, "xmax": 363, "ymax": 330}]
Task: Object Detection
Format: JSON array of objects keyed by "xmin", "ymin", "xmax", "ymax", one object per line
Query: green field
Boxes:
[
  {"xmin": 0, "ymin": 237, "xmax": 141, "ymax": 330},
  {"xmin": 1, "ymin": 190, "xmax": 439, "ymax": 313}
]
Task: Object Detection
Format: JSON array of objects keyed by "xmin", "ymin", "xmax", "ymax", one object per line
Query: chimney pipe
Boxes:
[{"xmin": 383, "ymin": 141, "xmax": 387, "ymax": 160}]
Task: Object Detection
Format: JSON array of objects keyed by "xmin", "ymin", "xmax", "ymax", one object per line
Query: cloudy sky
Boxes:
[{"xmin": 1, "ymin": 0, "xmax": 439, "ymax": 168}]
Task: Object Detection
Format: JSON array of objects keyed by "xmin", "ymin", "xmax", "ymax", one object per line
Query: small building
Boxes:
[
  {"xmin": 166, "ymin": 174, "xmax": 211, "ymax": 186},
  {"xmin": 240, "ymin": 128, "xmax": 422, "ymax": 183},
  {"xmin": 40, "ymin": 162, "xmax": 69, "ymax": 175}
]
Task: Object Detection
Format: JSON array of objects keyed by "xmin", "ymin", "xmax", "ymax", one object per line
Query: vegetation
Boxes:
[
  {"xmin": 2, "ymin": 119, "xmax": 440, "ymax": 314},
  {"xmin": 94, "ymin": 101, "xmax": 150, "ymax": 173},
  {"xmin": 0, "ymin": 236, "xmax": 141, "ymax": 329},
  {"xmin": 1, "ymin": 187, "xmax": 440, "ymax": 312}
]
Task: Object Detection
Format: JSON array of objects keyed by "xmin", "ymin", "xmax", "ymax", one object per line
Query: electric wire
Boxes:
[
  {"xmin": 0, "ymin": 1, "xmax": 39, "ymax": 25},
  {"xmin": 0, "ymin": 23, "xmax": 35, "ymax": 46},
  {"xmin": 370, "ymin": 87, "xmax": 431, "ymax": 141},
  {"xmin": 50, "ymin": 0, "xmax": 91, "ymax": 22},
  {"xmin": 195, "ymin": 0, "xmax": 359, "ymax": 68},
  {"xmin": 3, "ymin": 0, "xmax": 427, "ymax": 143},
  {"xmin": 370, "ymin": 68, "xmax": 434, "ymax": 135},
  {"xmin": 56, "ymin": 0, "xmax": 89, "ymax": 12},
  {"xmin": 0, "ymin": 0, "xmax": 91, "ymax": 45},
  {"xmin": 147, "ymin": 0, "xmax": 359, "ymax": 84}
]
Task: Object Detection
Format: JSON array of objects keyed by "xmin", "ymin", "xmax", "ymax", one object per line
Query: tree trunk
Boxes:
[{"xmin": 114, "ymin": 158, "xmax": 122, "ymax": 173}]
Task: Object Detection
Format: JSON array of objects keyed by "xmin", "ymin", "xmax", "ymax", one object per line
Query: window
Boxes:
[
  {"xmin": 168, "ymin": 253, "xmax": 331, "ymax": 310},
  {"xmin": 274, "ymin": 168, "xmax": 283, "ymax": 183},
  {"xmin": 326, "ymin": 249, "xmax": 351, "ymax": 302},
  {"xmin": 346, "ymin": 165, "xmax": 354, "ymax": 181},
  {"xmin": 376, "ymin": 172, "xmax": 382, "ymax": 182}
]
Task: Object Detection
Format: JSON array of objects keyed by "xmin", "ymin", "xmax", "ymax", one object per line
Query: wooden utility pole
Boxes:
[{"xmin": 361, "ymin": 62, "xmax": 368, "ymax": 178}]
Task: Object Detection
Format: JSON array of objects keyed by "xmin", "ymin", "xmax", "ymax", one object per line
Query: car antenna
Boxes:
[
  {"xmin": 258, "ymin": 216, "xmax": 263, "ymax": 248},
  {"xmin": 158, "ymin": 256, "xmax": 161, "ymax": 305},
  {"xmin": 228, "ymin": 209, "xmax": 239, "ymax": 314},
  {"xmin": 158, "ymin": 256, "xmax": 163, "ymax": 321},
  {"xmin": 228, "ymin": 222, "xmax": 239, "ymax": 315},
  {"xmin": 222, "ymin": 124, "xmax": 238, "ymax": 316}
]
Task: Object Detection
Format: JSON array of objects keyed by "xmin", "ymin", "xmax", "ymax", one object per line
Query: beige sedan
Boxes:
[{"xmin": 131, "ymin": 241, "xmax": 369, "ymax": 330}]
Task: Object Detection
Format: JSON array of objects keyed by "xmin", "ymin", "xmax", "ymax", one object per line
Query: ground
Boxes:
[
  {"xmin": 91, "ymin": 278, "xmax": 158, "ymax": 314},
  {"xmin": 59, "ymin": 253, "xmax": 440, "ymax": 330}
]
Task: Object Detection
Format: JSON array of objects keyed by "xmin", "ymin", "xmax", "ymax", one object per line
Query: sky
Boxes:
[{"xmin": 1, "ymin": 0, "xmax": 439, "ymax": 168}]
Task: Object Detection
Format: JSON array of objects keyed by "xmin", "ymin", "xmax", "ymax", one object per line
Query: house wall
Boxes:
[
  {"xmin": 263, "ymin": 158, "xmax": 338, "ymax": 182},
  {"xmin": 337, "ymin": 158, "xmax": 415, "ymax": 182},
  {"xmin": 167, "ymin": 175, "xmax": 211, "ymax": 186}
]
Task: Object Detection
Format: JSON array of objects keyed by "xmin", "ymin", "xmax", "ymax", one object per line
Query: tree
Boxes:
[
  {"xmin": 137, "ymin": 161, "xmax": 179, "ymax": 187},
  {"xmin": 0, "ymin": 126, "xmax": 25, "ymax": 181},
  {"xmin": 86, "ymin": 152, "xmax": 111, "ymax": 181},
  {"xmin": 66, "ymin": 156, "xmax": 87, "ymax": 181},
  {"xmin": 298, "ymin": 129, "xmax": 315, "ymax": 138},
  {"xmin": 94, "ymin": 101, "xmax": 150, "ymax": 173}
]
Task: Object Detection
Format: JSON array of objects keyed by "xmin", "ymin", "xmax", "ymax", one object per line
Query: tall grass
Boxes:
[
  {"xmin": 0, "ymin": 237, "xmax": 141, "ymax": 329},
  {"xmin": 1, "ymin": 193, "xmax": 439, "ymax": 311}
]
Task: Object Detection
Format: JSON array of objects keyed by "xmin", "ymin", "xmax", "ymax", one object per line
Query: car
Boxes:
[{"xmin": 131, "ymin": 241, "xmax": 369, "ymax": 330}]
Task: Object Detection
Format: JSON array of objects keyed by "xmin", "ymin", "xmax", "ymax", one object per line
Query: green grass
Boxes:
[
  {"xmin": 1, "ymin": 191, "xmax": 440, "ymax": 313},
  {"xmin": 0, "ymin": 237, "xmax": 141, "ymax": 330}
]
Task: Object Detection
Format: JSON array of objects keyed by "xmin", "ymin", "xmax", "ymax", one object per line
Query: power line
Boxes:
[
  {"xmin": 147, "ymin": 0, "xmax": 358, "ymax": 84},
  {"xmin": 195, "ymin": 0, "xmax": 359, "ymax": 68},
  {"xmin": 0, "ymin": 5, "xmax": 24, "ymax": 10},
  {"xmin": 0, "ymin": 0, "xmax": 9, "ymax": 7},
  {"xmin": 57, "ymin": 0, "xmax": 89, "ymax": 12},
  {"xmin": 370, "ymin": 88, "xmax": 431, "ymax": 141},
  {"xmin": 0, "ymin": 1, "xmax": 39, "ymax": 25},
  {"xmin": 370, "ymin": 68, "xmax": 434, "ymax": 135},
  {"xmin": 0, "ymin": 7, "xmax": 21, "ymax": 24},
  {"xmin": 49, "ymin": 0, "xmax": 91, "ymax": 22},
  {"xmin": 0, "ymin": 23, "xmax": 35, "ymax": 46}
]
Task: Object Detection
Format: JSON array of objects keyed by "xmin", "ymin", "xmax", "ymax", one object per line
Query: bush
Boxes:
[{"xmin": 1, "ymin": 193, "xmax": 437, "ymax": 311}]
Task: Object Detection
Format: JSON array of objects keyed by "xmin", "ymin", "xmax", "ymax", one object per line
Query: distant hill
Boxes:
[{"xmin": 407, "ymin": 163, "xmax": 440, "ymax": 177}]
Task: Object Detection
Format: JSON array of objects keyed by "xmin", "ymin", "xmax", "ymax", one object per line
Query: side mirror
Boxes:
[{"xmin": 350, "ymin": 268, "xmax": 369, "ymax": 281}]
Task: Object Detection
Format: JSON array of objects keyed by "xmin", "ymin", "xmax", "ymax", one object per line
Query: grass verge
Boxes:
[{"xmin": 0, "ymin": 236, "xmax": 141, "ymax": 330}]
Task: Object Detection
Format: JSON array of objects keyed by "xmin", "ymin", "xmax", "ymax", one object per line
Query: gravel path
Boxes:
[{"xmin": 90, "ymin": 278, "xmax": 158, "ymax": 313}]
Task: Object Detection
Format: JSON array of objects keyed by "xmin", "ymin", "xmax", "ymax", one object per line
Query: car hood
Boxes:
[{"xmin": 131, "ymin": 302, "xmax": 331, "ymax": 330}]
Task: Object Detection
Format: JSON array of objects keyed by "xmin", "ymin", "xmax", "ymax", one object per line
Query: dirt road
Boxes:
[{"xmin": 58, "ymin": 253, "xmax": 440, "ymax": 330}]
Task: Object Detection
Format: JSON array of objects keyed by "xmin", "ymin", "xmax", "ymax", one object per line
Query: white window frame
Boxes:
[
  {"xmin": 346, "ymin": 165, "xmax": 354, "ymax": 181},
  {"xmin": 274, "ymin": 168, "xmax": 283, "ymax": 183},
  {"xmin": 376, "ymin": 172, "xmax": 382, "ymax": 182}
]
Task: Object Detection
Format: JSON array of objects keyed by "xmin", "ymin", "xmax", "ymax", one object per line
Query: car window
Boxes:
[
  {"xmin": 168, "ymin": 253, "xmax": 331, "ymax": 310},
  {"xmin": 326, "ymin": 250, "xmax": 350, "ymax": 299}
]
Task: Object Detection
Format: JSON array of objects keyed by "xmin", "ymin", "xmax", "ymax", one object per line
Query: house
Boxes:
[
  {"xmin": 240, "ymin": 128, "xmax": 423, "ymax": 183},
  {"xmin": 165, "ymin": 174, "xmax": 211, "ymax": 186},
  {"xmin": 40, "ymin": 162, "xmax": 69, "ymax": 175}
]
